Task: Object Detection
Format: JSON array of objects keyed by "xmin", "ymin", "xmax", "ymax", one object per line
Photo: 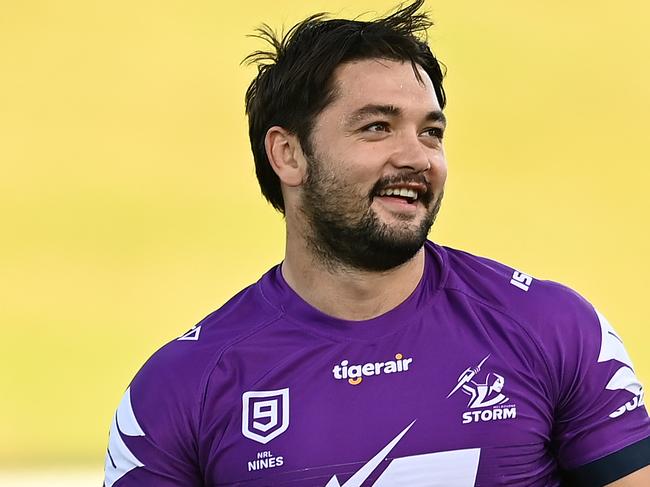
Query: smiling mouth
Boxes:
[
  {"xmin": 376, "ymin": 187, "xmax": 419, "ymax": 203},
  {"xmin": 372, "ymin": 180, "xmax": 431, "ymax": 208},
  {"xmin": 369, "ymin": 173, "xmax": 434, "ymax": 214}
]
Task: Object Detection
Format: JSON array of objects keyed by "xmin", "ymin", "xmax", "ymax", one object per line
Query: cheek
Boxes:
[
  {"xmin": 314, "ymin": 155, "xmax": 372, "ymax": 197},
  {"xmin": 334, "ymin": 149, "xmax": 384, "ymax": 182},
  {"xmin": 430, "ymin": 153, "xmax": 448, "ymax": 186}
]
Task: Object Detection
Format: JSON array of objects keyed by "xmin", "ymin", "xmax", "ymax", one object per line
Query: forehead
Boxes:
[{"xmin": 328, "ymin": 58, "xmax": 441, "ymax": 113}]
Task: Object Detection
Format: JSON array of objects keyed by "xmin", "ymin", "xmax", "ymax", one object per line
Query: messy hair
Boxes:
[{"xmin": 244, "ymin": 0, "xmax": 446, "ymax": 213}]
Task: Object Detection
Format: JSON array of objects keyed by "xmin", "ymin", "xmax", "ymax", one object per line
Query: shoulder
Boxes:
[
  {"xmin": 433, "ymin": 243, "xmax": 607, "ymax": 401},
  {"xmin": 435, "ymin": 243, "xmax": 599, "ymax": 344},
  {"xmin": 124, "ymin": 272, "xmax": 284, "ymax": 440},
  {"xmin": 433, "ymin": 243, "xmax": 650, "ymax": 471},
  {"xmin": 130, "ymin": 274, "xmax": 283, "ymax": 406},
  {"xmin": 105, "ymin": 270, "xmax": 287, "ymax": 484}
]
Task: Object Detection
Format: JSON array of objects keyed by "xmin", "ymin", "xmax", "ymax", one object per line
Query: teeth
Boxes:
[{"xmin": 378, "ymin": 188, "xmax": 418, "ymax": 200}]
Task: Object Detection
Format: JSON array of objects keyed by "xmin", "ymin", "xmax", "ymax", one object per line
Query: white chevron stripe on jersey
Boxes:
[
  {"xmin": 324, "ymin": 420, "xmax": 480, "ymax": 487},
  {"xmin": 596, "ymin": 309, "xmax": 634, "ymax": 368},
  {"xmin": 373, "ymin": 448, "xmax": 481, "ymax": 486},
  {"xmin": 325, "ymin": 421, "xmax": 415, "ymax": 487},
  {"xmin": 606, "ymin": 366, "xmax": 642, "ymax": 396},
  {"xmin": 104, "ymin": 387, "xmax": 145, "ymax": 487}
]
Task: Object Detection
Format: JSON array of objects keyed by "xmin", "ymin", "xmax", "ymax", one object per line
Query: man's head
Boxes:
[
  {"xmin": 245, "ymin": 0, "xmax": 447, "ymax": 271},
  {"xmin": 489, "ymin": 374, "xmax": 505, "ymax": 394}
]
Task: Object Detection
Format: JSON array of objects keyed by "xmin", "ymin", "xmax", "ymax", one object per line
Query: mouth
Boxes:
[
  {"xmin": 376, "ymin": 186, "xmax": 420, "ymax": 204},
  {"xmin": 371, "ymin": 181, "xmax": 430, "ymax": 210}
]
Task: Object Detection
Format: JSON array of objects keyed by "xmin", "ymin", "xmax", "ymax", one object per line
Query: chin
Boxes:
[{"xmin": 374, "ymin": 207, "xmax": 428, "ymax": 231}]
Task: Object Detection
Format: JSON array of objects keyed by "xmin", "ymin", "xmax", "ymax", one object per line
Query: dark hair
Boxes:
[{"xmin": 244, "ymin": 0, "xmax": 446, "ymax": 214}]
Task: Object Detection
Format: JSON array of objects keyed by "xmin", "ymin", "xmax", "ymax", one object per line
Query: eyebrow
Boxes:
[{"xmin": 345, "ymin": 104, "xmax": 447, "ymax": 127}]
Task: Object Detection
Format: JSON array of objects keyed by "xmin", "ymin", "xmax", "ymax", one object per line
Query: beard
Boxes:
[{"xmin": 300, "ymin": 154, "xmax": 443, "ymax": 272}]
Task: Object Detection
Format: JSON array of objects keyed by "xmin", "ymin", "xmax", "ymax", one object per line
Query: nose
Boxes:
[{"xmin": 390, "ymin": 132, "xmax": 432, "ymax": 173}]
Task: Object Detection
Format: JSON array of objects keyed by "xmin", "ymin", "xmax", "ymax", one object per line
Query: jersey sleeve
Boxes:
[
  {"xmin": 104, "ymin": 338, "xmax": 205, "ymax": 487},
  {"xmin": 544, "ymin": 287, "xmax": 650, "ymax": 481}
]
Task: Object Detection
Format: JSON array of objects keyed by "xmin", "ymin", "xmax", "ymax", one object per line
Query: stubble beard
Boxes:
[{"xmin": 300, "ymin": 155, "xmax": 443, "ymax": 273}]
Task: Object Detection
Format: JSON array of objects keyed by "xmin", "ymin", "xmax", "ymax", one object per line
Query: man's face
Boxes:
[
  {"xmin": 492, "ymin": 375, "xmax": 505, "ymax": 393},
  {"xmin": 299, "ymin": 58, "xmax": 447, "ymax": 271}
]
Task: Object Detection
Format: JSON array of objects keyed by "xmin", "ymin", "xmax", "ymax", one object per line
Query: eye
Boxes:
[
  {"xmin": 421, "ymin": 127, "xmax": 445, "ymax": 140},
  {"xmin": 362, "ymin": 122, "xmax": 390, "ymax": 133}
]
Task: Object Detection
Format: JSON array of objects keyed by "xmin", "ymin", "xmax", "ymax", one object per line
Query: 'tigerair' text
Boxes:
[{"xmin": 332, "ymin": 353, "xmax": 413, "ymax": 385}]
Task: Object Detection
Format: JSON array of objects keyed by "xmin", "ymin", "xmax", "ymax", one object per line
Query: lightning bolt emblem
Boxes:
[{"xmin": 447, "ymin": 354, "xmax": 490, "ymax": 398}]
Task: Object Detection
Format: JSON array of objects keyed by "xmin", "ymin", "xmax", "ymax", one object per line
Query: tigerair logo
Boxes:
[{"xmin": 332, "ymin": 353, "xmax": 413, "ymax": 385}]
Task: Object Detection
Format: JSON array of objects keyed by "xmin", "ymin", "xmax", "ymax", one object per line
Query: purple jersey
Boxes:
[{"xmin": 104, "ymin": 242, "xmax": 649, "ymax": 486}]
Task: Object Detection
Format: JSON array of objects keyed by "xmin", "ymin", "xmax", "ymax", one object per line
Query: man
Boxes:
[{"xmin": 104, "ymin": 1, "xmax": 650, "ymax": 485}]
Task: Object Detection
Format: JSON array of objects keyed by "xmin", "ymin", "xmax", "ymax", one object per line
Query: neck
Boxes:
[{"xmin": 281, "ymin": 232, "xmax": 426, "ymax": 321}]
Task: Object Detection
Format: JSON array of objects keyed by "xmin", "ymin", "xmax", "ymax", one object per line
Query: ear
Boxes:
[{"xmin": 264, "ymin": 126, "xmax": 308, "ymax": 187}]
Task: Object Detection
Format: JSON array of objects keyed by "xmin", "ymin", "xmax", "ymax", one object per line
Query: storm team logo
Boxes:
[
  {"xmin": 447, "ymin": 355, "xmax": 517, "ymax": 424},
  {"xmin": 242, "ymin": 388, "xmax": 290, "ymax": 444}
]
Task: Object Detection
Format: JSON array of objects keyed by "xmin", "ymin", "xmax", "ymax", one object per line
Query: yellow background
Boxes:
[{"xmin": 1, "ymin": 0, "xmax": 648, "ymax": 475}]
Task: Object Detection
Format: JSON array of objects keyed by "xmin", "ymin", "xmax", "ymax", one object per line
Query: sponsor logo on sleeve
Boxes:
[
  {"xmin": 447, "ymin": 355, "xmax": 518, "ymax": 424},
  {"xmin": 242, "ymin": 388, "xmax": 290, "ymax": 444},
  {"xmin": 510, "ymin": 270, "xmax": 533, "ymax": 292}
]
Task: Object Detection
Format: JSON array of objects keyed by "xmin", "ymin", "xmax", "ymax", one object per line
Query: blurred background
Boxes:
[{"xmin": 1, "ymin": 0, "xmax": 648, "ymax": 484}]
